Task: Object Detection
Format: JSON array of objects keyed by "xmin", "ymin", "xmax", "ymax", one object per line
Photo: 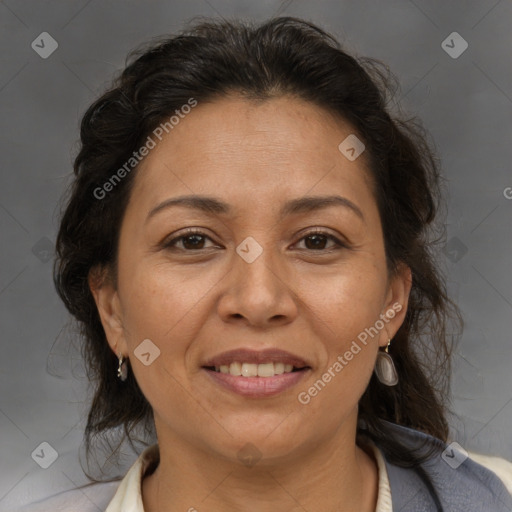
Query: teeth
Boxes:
[
  {"xmin": 274, "ymin": 362, "xmax": 285, "ymax": 375},
  {"xmin": 213, "ymin": 362, "xmax": 300, "ymax": 377},
  {"xmin": 241, "ymin": 363, "xmax": 258, "ymax": 377},
  {"xmin": 229, "ymin": 362, "xmax": 242, "ymax": 376},
  {"xmin": 257, "ymin": 363, "xmax": 274, "ymax": 377}
]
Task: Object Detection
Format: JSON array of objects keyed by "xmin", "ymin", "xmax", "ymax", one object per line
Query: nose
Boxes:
[{"xmin": 216, "ymin": 243, "xmax": 298, "ymax": 329}]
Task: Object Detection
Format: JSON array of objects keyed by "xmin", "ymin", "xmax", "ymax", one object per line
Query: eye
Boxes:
[
  {"xmin": 162, "ymin": 228, "xmax": 347, "ymax": 253},
  {"xmin": 294, "ymin": 230, "xmax": 347, "ymax": 251},
  {"xmin": 163, "ymin": 228, "xmax": 218, "ymax": 251}
]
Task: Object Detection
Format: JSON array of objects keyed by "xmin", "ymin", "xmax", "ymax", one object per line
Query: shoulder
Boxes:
[
  {"xmin": 379, "ymin": 422, "xmax": 512, "ymax": 511},
  {"xmin": 11, "ymin": 445, "xmax": 159, "ymax": 512},
  {"xmin": 467, "ymin": 450, "xmax": 512, "ymax": 495},
  {"xmin": 13, "ymin": 481, "xmax": 120, "ymax": 512},
  {"xmin": 13, "ymin": 444, "xmax": 159, "ymax": 512}
]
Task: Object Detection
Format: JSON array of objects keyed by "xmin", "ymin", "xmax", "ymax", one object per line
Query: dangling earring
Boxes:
[
  {"xmin": 117, "ymin": 353, "xmax": 128, "ymax": 381},
  {"xmin": 374, "ymin": 338, "xmax": 398, "ymax": 386}
]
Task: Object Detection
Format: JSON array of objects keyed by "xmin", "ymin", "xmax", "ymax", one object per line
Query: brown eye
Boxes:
[
  {"xmin": 180, "ymin": 234, "xmax": 207, "ymax": 250},
  {"xmin": 304, "ymin": 234, "xmax": 329, "ymax": 250},
  {"xmin": 296, "ymin": 231, "xmax": 346, "ymax": 251},
  {"xmin": 164, "ymin": 229, "xmax": 217, "ymax": 251}
]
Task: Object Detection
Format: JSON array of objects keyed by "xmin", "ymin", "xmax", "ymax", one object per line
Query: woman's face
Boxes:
[{"xmin": 91, "ymin": 95, "xmax": 411, "ymax": 463}]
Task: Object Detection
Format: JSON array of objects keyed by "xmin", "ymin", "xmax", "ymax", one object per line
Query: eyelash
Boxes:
[{"xmin": 163, "ymin": 228, "xmax": 348, "ymax": 253}]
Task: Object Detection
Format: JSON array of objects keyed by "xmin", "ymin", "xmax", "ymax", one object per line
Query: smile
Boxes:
[
  {"xmin": 201, "ymin": 348, "xmax": 311, "ymax": 397},
  {"xmin": 207, "ymin": 361, "xmax": 302, "ymax": 377}
]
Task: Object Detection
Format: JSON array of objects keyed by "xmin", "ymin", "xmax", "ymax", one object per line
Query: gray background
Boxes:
[{"xmin": 1, "ymin": 0, "xmax": 511, "ymax": 509}]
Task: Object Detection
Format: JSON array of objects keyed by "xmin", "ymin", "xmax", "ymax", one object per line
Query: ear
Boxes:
[
  {"xmin": 88, "ymin": 265, "xmax": 128, "ymax": 357},
  {"xmin": 378, "ymin": 262, "xmax": 413, "ymax": 348}
]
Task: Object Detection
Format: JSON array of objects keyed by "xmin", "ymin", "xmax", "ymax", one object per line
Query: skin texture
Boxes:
[{"xmin": 90, "ymin": 95, "xmax": 412, "ymax": 512}]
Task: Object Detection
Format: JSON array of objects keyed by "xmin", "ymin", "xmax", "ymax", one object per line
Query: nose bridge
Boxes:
[
  {"xmin": 234, "ymin": 234, "xmax": 281, "ymax": 293},
  {"xmin": 217, "ymin": 233, "xmax": 296, "ymax": 325}
]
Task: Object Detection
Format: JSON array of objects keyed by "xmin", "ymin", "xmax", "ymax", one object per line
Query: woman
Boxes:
[{"xmin": 34, "ymin": 16, "xmax": 512, "ymax": 512}]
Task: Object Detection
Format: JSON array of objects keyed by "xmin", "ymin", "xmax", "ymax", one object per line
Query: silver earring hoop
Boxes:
[
  {"xmin": 117, "ymin": 353, "xmax": 128, "ymax": 381},
  {"xmin": 374, "ymin": 338, "xmax": 398, "ymax": 386}
]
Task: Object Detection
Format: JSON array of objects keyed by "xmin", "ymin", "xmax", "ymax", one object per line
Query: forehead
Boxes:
[{"xmin": 131, "ymin": 95, "xmax": 375, "ymax": 213}]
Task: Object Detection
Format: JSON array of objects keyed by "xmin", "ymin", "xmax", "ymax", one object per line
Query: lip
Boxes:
[
  {"xmin": 201, "ymin": 348, "xmax": 311, "ymax": 398},
  {"xmin": 202, "ymin": 348, "xmax": 310, "ymax": 368},
  {"xmin": 203, "ymin": 367, "xmax": 311, "ymax": 398}
]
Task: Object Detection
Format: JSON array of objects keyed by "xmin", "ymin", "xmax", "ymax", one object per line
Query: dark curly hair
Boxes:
[{"xmin": 53, "ymin": 15, "xmax": 461, "ymax": 479}]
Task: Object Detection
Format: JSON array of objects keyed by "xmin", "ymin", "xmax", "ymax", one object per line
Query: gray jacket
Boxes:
[{"xmin": 380, "ymin": 421, "xmax": 512, "ymax": 511}]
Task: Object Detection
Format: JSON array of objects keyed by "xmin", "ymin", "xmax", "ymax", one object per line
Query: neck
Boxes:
[{"xmin": 142, "ymin": 417, "xmax": 378, "ymax": 512}]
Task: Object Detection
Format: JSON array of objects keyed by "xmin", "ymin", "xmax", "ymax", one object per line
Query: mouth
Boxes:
[
  {"xmin": 203, "ymin": 361, "xmax": 308, "ymax": 377},
  {"xmin": 201, "ymin": 348, "xmax": 311, "ymax": 397}
]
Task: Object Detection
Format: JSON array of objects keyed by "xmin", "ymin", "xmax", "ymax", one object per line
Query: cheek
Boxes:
[
  {"xmin": 295, "ymin": 276, "xmax": 383, "ymax": 423},
  {"xmin": 297, "ymin": 260, "xmax": 387, "ymax": 341},
  {"xmin": 116, "ymin": 264, "xmax": 210, "ymax": 414},
  {"xmin": 292, "ymin": 262, "xmax": 385, "ymax": 408},
  {"xmin": 118, "ymin": 259, "xmax": 219, "ymax": 343}
]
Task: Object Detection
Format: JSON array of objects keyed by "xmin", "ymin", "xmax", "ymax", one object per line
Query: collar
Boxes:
[{"xmin": 105, "ymin": 442, "xmax": 393, "ymax": 512}]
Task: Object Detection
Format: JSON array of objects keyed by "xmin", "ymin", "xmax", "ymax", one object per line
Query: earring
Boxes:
[
  {"xmin": 117, "ymin": 353, "xmax": 128, "ymax": 381},
  {"xmin": 374, "ymin": 338, "xmax": 398, "ymax": 386}
]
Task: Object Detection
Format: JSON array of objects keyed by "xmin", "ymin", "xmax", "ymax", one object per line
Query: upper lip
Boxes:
[{"xmin": 202, "ymin": 348, "xmax": 310, "ymax": 368}]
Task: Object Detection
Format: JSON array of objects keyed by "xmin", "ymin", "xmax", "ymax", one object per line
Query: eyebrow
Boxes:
[{"xmin": 146, "ymin": 194, "xmax": 365, "ymax": 224}]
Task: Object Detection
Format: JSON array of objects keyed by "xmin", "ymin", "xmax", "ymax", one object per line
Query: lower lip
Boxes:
[{"xmin": 202, "ymin": 368, "xmax": 310, "ymax": 398}]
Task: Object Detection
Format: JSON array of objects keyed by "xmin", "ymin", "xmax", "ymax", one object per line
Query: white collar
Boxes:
[{"xmin": 105, "ymin": 442, "xmax": 392, "ymax": 512}]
